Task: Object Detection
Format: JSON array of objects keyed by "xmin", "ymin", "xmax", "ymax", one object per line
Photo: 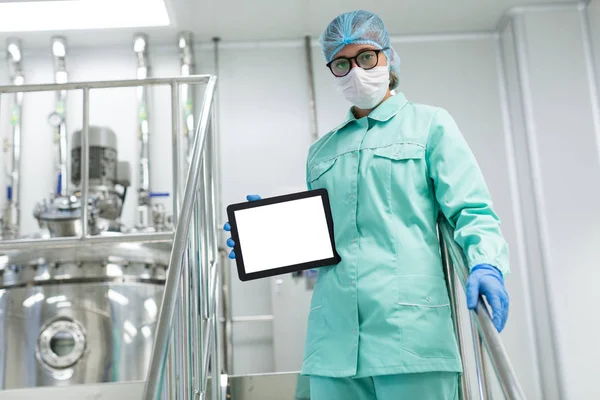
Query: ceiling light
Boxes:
[{"xmin": 0, "ymin": 0, "xmax": 170, "ymax": 32}]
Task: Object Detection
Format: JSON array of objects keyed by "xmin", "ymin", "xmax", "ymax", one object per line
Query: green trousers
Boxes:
[{"xmin": 308, "ymin": 372, "xmax": 459, "ymax": 400}]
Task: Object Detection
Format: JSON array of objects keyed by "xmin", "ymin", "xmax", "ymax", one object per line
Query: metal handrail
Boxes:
[
  {"xmin": 438, "ymin": 216, "xmax": 527, "ymax": 400},
  {"xmin": 142, "ymin": 75, "xmax": 219, "ymax": 399}
]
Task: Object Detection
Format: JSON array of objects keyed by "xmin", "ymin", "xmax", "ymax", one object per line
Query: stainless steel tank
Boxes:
[{"xmin": 0, "ymin": 241, "xmax": 170, "ymax": 389}]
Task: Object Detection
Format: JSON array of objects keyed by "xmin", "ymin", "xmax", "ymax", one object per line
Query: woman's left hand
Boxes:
[{"xmin": 466, "ymin": 264, "xmax": 509, "ymax": 332}]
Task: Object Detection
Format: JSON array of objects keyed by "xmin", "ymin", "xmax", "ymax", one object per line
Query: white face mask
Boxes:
[{"xmin": 333, "ymin": 66, "xmax": 390, "ymax": 110}]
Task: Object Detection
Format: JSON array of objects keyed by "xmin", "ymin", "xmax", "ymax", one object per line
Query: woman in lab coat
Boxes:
[{"xmin": 226, "ymin": 10, "xmax": 510, "ymax": 400}]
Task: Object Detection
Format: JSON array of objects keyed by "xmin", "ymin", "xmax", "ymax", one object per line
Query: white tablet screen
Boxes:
[{"xmin": 234, "ymin": 196, "xmax": 334, "ymax": 274}]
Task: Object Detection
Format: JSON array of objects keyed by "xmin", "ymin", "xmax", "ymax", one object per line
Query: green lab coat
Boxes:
[{"xmin": 301, "ymin": 93, "xmax": 509, "ymax": 378}]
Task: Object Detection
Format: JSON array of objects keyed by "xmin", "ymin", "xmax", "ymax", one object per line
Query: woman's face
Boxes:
[{"xmin": 331, "ymin": 44, "xmax": 388, "ymax": 75}]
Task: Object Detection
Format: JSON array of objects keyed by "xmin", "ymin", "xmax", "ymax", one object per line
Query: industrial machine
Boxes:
[{"xmin": 0, "ymin": 124, "xmax": 171, "ymax": 389}]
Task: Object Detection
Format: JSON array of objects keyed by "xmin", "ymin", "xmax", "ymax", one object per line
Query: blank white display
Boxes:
[{"xmin": 234, "ymin": 196, "xmax": 334, "ymax": 274}]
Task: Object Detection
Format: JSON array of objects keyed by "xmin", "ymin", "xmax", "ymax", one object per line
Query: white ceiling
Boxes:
[{"xmin": 0, "ymin": 0, "xmax": 581, "ymax": 49}]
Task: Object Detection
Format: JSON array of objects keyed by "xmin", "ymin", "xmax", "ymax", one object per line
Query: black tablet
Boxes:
[{"xmin": 226, "ymin": 189, "xmax": 341, "ymax": 282}]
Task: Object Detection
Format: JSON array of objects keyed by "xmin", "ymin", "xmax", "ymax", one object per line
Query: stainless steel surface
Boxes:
[
  {"xmin": 171, "ymin": 82, "xmax": 181, "ymax": 224},
  {"xmin": 191, "ymin": 201, "xmax": 202, "ymax": 396},
  {"xmin": 229, "ymin": 315, "xmax": 275, "ymax": 323},
  {"xmin": 304, "ymin": 35, "xmax": 319, "ymax": 143},
  {"xmin": 439, "ymin": 228, "xmax": 470, "ymax": 400},
  {"xmin": 81, "ymin": 88, "xmax": 90, "ymax": 237},
  {"xmin": 511, "ymin": 14, "xmax": 566, "ymax": 399},
  {"xmin": 3, "ymin": 38, "xmax": 24, "ymax": 239},
  {"xmin": 50, "ymin": 36, "xmax": 69, "ymax": 197},
  {"xmin": 0, "ymin": 76, "xmax": 211, "ymax": 94},
  {"xmin": 206, "ymin": 372, "xmax": 301, "ymax": 400},
  {"xmin": 0, "ymin": 244, "xmax": 169, "ymax": 389},
  {"xmin": 0, "ymin": 232, "xmax": 173, "ymax": 252},
  {"xmin": 0, "ymin": 381, "xmax": 145, "ymax": 400},
  {"xmin": 134, "ymin": 34, "xmax": 152, "ymax": 229},
  {"xmin": 178, "ymin": 31, "xmax": 196, "ymax": 166},
  {"xmin": 438, "ymin": 217, "xmax": 527, "ymax": 400},
  {"xmin": 470, "ymin": 313, "xmax": 488, "ymax": 400},
  {"xmin": 142, "ymin": 75, "xmax": 217, "ymax": 400},
  {"xmin": 220, "ymin": 249, "xmax": 233, "ymax": 375}
]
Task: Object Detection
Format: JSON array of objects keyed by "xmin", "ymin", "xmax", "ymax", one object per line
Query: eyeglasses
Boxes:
[{"xmin": 326, "ymin": 48, "xmax": 389, "ymax": 77}]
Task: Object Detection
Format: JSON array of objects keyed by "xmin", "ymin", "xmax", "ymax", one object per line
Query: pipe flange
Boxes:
[{"xmin": 37, "ymin": 319, "xmax": 86, "ymax": 369}]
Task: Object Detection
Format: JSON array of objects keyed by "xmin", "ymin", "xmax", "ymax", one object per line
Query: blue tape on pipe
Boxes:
[
  {"xmin": 149, "ymin": 192, "xmax": 170, "ymax": 198},
  {"xmin": 56, "ymin": 173, "xmax": 62, "ymax": 196},
  {"xmin": 7, "ymin": 186, "xmax": 12, "ymax": 201}
]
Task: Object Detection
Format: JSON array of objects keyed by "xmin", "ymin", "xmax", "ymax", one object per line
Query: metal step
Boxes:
[
  {"xmin": 0, "ymin": 373, "xmax": 306, "ymax": 400},
  {"xmin": 210, "ymin": 372, "xmax": 307, "ymax": 400},
  {"xmin": 0, "ymin": 381, "xmax": 144, "ymax": 400}
]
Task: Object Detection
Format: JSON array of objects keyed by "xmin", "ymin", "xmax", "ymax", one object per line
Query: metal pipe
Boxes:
[
  {"xmin": 304, "ymin": 36, "xmax": 319, "ymax": 143},
  {"xmin": 190, "ymin": 203, "xmax": 201, "ymax": 397},
  {"xmin": 512, "ymin": 15, "xmax": 567, "ymax": 399},
  {"xmin": 220, "ymin": 248, "xmax": 234, "ymax": 375},
  {"xmin": 178, "ymin": 32, "xmax": 196, "ymax": 167},
  {"xmin": 212, "ymin": 266, "xmax": 222, "ymax": 400},
  {"xmin": 0, "ymin": 76, "xmax": 211, "ymax": 94},
  {"xmin": 3, "ymin": 38, "xmax": 24, "ymax": 238},
  {"xmin": 50, "ymin": 36, "xmax": 69, "ymax": 197},
  {"xmin": 80, "ymin": 88, "xmax": 90, "ymax": 237},
  {"xmin": 438, "ymin": 217, "xmax": 527, "ymax": 400},
  {"xmin": 171, "ymin": 82, "xmax": 181, "ymax": 223},
  {"xmin": 439, "ymin": 228, "xmax": 471, "ymax": 400},
  {"xmin": 142, "ymin": 75, "xmax": 217, "ymax": 400},
  {"xmin": 229, "ymin": 315, "xmax": 275, "ymax": 323},
  {"xmin": 0, "ymin": 231, "xmax": 172, "ymax": 251},
  {"xmin": 478, "ymin": 336, "xmax": 492, "ymax": 399},
  {"xmin": 134, "ymin": 34, "xmax": 152, "ymax": 228},
  {"xmin": 200, "ymin": 157, "xmax": 211, "ymax": 319},
  {"xmin": 181, "ymin": 255, "xmax": 192, "ymax": 399},
  {"xmin": 469, "ymin": 314, "xmax": 489, "ymax": 400}
]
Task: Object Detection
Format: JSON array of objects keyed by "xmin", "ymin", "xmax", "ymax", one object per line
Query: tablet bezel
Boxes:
[{"xmin": 226, "ymin": 189, "xmax": 341, "ymax": 282}]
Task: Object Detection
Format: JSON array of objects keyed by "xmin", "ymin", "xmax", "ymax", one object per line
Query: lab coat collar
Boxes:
[{"xmin": 333, "ymin": 92, "xmax": 409, "ymax": 133}]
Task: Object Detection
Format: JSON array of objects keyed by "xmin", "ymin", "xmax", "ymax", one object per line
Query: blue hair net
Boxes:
[{"xmin": 320, "ymin": 10, "xmax": 401, "ymax": 89}]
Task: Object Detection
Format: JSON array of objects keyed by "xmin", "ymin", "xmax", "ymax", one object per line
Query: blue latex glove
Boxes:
[
  {"xmin": 224, "ymin": 194, "xmax": 261, "ymax": 259},
  {"xmin": 466, "ymin": 264, "xmax": 509, "ymax": 332}
]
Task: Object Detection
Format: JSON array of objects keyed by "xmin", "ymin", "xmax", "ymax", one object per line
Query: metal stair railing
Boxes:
[
  {"xmin": 438, "ymin": 216, "xmax": 527, "ymax": 400},
  {"xmin": 142, "ymin": 75, "xmax": 221, "ymax": 400}
]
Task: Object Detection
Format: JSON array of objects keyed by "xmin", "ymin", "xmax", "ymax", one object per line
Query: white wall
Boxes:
[{"xmin": 499, "ymin": 5, "xmax": 600, "ymax": 399}]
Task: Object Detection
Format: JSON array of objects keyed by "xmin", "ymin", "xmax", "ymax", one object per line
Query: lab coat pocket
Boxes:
[
  {"xmin": 372, "ymin": 143, "xmax": 427, "ymax": 216},
  {"xmin": 397, "ymin": 276, "xmax": 458, "ymax": 360},
  {"xmin": 308, "ymin": 157, "xmax": 338, "ymax": 190}
]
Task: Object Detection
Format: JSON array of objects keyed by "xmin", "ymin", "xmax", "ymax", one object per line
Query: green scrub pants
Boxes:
[{"xmin": 309, "ymin": 372, "xmax": 459, "ymax": 400}]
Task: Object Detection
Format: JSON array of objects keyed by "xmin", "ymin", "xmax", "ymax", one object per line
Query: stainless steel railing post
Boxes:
[{"xmin": 439, "ymin": 226, "xmax": 471, "ymax": 400}]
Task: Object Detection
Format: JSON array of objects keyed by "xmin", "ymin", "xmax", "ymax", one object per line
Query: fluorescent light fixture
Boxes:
[{"xmin": 0, "ymin": 0, "xmax": 170, "ymax": 32}]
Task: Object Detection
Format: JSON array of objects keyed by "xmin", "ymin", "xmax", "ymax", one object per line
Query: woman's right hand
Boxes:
[{"xmin": 223, "ymin": 194, "xmax": 262, "ymax": 259}]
